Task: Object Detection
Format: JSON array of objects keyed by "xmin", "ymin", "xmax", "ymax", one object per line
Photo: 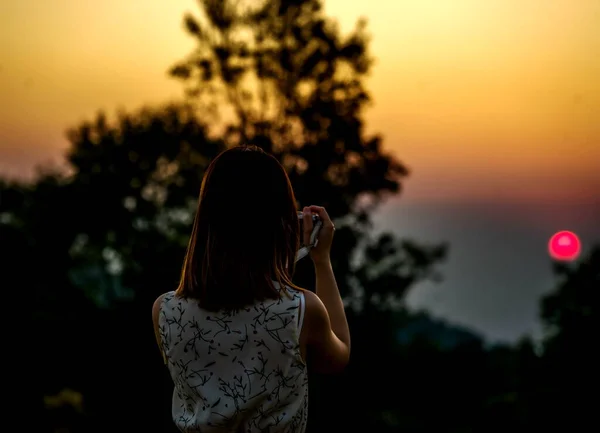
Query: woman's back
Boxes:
[
  {"xmin": 158, "ymin": 284, "xmax": 308, "ymax": 433},
  {"xmin": 152, "ymin": 146, "xmax": 350, "ymax": 431}
]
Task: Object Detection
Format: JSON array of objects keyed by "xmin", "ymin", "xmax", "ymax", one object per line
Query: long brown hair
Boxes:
[{"xmin": 176, "ymin": 145, "xmax": 301, "ymax": 311}]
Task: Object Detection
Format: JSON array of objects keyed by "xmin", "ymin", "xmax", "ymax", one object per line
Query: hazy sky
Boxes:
[
  {"xmin": 2, "ymin": 0, "xmax": 599, "ymax": 202},
  {"xmin": 1, "ymin": 0, "xmax": 598, "ymax": 342}
]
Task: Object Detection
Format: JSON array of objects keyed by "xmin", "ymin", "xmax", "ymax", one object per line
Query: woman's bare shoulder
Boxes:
[{"xmin": 299, "ymin": 290, "xmax": 329, "ymax": 330}]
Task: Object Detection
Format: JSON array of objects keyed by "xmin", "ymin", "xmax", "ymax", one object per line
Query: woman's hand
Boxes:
[{"xmin": 302, "ymin": 205, "xmax": 335, "ymax": 265}]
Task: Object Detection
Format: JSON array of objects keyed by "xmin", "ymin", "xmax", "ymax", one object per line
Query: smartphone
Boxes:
[{"xmin": 296, "ymin": 211, "xmax": 322, "ymax": 262}]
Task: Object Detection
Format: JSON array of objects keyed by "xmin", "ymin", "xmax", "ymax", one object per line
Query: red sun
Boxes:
[{"xmin": 548, "ymin": 231, "xmax": 581, "ymax": 261}]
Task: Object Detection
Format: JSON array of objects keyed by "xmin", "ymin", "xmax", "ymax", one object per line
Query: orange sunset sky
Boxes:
[{"xmin": 1, "ymin": 0, "xmax": 599, "ymax": 205}]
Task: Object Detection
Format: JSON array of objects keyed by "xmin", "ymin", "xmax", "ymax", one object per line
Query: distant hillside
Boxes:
[{"xmin": 396, "ymin": 312, "xmax": 484, "ymax": 350}]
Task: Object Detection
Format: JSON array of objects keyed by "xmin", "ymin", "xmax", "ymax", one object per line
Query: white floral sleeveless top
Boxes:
[{"xmin": 158, "ymin": 283, "xmax": 309, "ymax": 432}]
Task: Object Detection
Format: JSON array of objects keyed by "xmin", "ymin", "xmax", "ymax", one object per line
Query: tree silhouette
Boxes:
[
  {"xmin": 541, "ymin": 246, "xmax": 599, "ymax": 352},
  {"xmin": 171, "ymin": 0, "xmax": 402, "ymax": 214},
  {"xmin": 63, "ymin": 103, "xmax": 225, "ymax": 308},
  {"xmin": 535, "ymin": 245, "xmax": 599, "ymax": 427},
  {"xmin": 168, "ymin": 0, "xmax": 446, "ymax": 302}
]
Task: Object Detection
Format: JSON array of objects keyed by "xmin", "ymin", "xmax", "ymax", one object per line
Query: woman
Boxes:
[{"xmin": 152, "ymin": 145, "xmax": 351, "ymax": 432}]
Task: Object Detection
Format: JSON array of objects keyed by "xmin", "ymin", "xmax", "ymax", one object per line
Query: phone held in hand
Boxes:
[{"xmin": 296, "ymin": 211, "xmax": 322, "ymax": 262}]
